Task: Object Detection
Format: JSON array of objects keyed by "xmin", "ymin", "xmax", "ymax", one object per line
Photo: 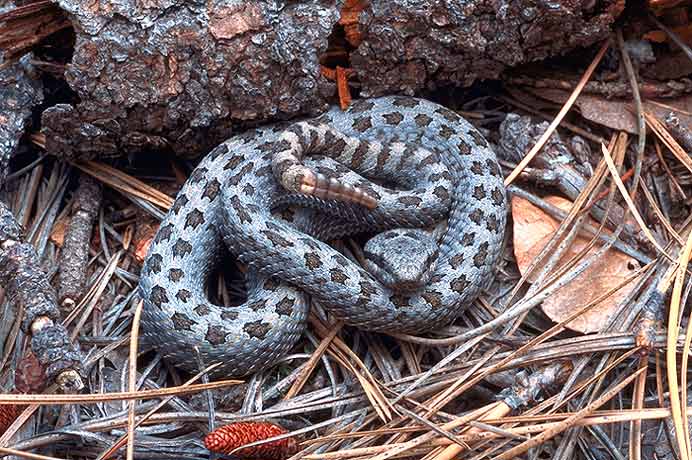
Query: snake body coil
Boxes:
[{"xmin": 139, "ymin": 97, "xmax": 507, "ymax": 377}]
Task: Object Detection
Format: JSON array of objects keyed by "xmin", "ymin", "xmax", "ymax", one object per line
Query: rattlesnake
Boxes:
[{"xmin": 139, "ymin": 97, "xmax": 507, "ymax": 377}]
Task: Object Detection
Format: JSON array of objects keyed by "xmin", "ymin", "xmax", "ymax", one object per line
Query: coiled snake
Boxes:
[{"xmin": 139, "ymin": 97, "xmax": 507, "ymax": 377}]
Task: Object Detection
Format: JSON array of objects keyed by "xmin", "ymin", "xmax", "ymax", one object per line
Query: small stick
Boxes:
[
  {"xmin": 57, "ymin": 175, "xmax": 102, "ymax": 309},
  {"xmin": 0, "ymin": 201, "xmax": 84, "ymax": 391},
  {"xmin": 664, "ymin": 112, "xmax": 692, "ymax": 153}
]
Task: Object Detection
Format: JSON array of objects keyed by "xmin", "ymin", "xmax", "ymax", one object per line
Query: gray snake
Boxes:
[{"xmin": 139, "ymin": 97, "xmax": 507, "ymax": 377}]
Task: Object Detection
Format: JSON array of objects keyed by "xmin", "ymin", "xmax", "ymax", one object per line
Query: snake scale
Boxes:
[{"xmin": 139, "ymin": 97, "xmax": 507, "ymax": 377}]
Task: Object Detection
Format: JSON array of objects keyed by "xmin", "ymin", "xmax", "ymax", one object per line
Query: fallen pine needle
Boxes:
[
  {"xmin": 0, "ymin": 380, "xmax": 242, "ymax": 405},
  {"xmin": 492, "ymin": 367, "xmax": 645, "ymax": 460},
  {"xmin": 667, "ymin": 226, "xmax": 692, "ymax": 460},
  {"xmin": 504, "ymin": 40, "xmax": 609, "ymax": 186},
  {"xmin": 600, "ymin": 143, "xmax": 670, "ymax": 259},
  {"xmin": 126, "ymin": 300, "xmax": 143, "ymax": 460}
]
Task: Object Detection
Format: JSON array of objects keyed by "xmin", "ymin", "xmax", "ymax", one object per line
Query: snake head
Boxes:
[{"xmin": 363, "ymin": 229, "xmax": 438, "ymax": 292}]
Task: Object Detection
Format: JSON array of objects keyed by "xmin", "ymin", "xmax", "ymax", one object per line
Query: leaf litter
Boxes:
[{"xmin": 4, "ymin": 3, "xmax": 692, "ymax": 460}]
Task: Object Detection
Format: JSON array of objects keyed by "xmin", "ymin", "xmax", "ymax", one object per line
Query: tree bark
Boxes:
[{"xmin": 41, "ymin": 0, "xmax": 624, "ymax": 161}]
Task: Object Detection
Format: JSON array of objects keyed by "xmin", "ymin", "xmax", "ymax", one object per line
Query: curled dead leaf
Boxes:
[
  {"xmin": 522, "ymin": 88, "xmax": 692, "ymax": 135},
  {"xmin": 49, "ymin": 215, "xmax": 69, "ymax": 247},
  {"xmin": 512, "ymin": 195, "xmax": 641, "ymax": 333},
  {"xmin": 134, "ymin": 222, "xmax": 158, "ymax": 264}
]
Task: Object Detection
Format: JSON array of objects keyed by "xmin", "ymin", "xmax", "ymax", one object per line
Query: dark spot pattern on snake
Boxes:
[
  {"xmin": 469, "ymin": 208, "xmax": 484, "ymax": 225},
  {"xmin": 486, "ymin": 215, "xmax": 500, "ymax": 232},
  {"xmin": 275, "ymin": 297, "xmax": 295, "ymax": 316},
  {"xmin": 304, "ymin": 252, "xmax": 322, "ymax": 270},
  {"xmin": 150, "ymin": 286, "xmax": 169, "ymax": 306},
  {"xmin": 221, "ymin": 311, "xmax": 239, "ymax": 321},
  {"xmin": 392, "ymin": 97, "xmax": 419, "ymax": 108},
  {"xmin": 471, "ymin": 161, "xmax": 483, "ymax": 175},
  {"xmin": 414, "ymin": 113, "xmax": 433, "ymax": 128},
  {"xmin": 450, "ymin": 275, "xmax": 470, "ymax": 294},
  {"xmin": 433, "ymin": 185, "xmax": 450, "ymax": 201},
  {"xmin": 147, "ymin": 254, "xmax": 163, "ymax": 274},
  {"xmin": 243, "ymin": 320, "xmax": 272, "ymax": 339},
  {"xmin": 205, "ymin": 325, "xmax": 228, "ymax": 345},
  {"xmin": 353, "ymin": 116, "xmax": 373, "ymax": 133},
  {"xmin": 383, "ymin": 112, "xmax": 404, "ymax": 125},
  {"xmin": 473, "ymin": 185, "xmax": 486, "ymax": 200},
  {"xmin": 438, "ymin": 125, "xmax": 456, "ymax": 139},
  {"xmin": 330, "ymin": 268, "xmax": 349, "ymax": 284},
  {"xmin": 189, "ymin": 167, "xmax": 208, "ymax": 183},
  {"xmin": 176, "ymin": 289, "xmax": 191, "ymax": 303},
  {"xmin": 171, "ymin": 195, "xmax": 189, "ymax": 215},
  {"xmin": 492, "ymin": 187, "xmax": 505, "ymax": 205},
  {"xmin": 208, "ymin": 144, "xmax": 228, "ymax": 160},
  {"xmin": 262, "ymin": 230, "xmax": 294, "ymax": 248},
  {"xmin": 435, "ymin": 107, "xmax": 461, "ymax": 123},
  {"xmin": 155, "ymin": 224, "xmax": 174, "ymax": 243},
  {"xmin": 184, "ymin": 209, "xmax": 205, "ymax": 230},
  {"xmin": 461, "ymin": 232, "xmax": 476, "ymax": 247},
  {"xmin": 194, "ymin": 305, "xmax": 210, "ymax": 316},
  {"xmin": 449, "ymin": 254, "xmax": 465, "ymax": 269},
  {"xmin": 229, "ymin": 163, "xmax": 254, "ymax": 186},
  {"xmin": 172, "ymin": 239, "xmax": 192, "ymax": 258},
  {"xmin": 224, "ymin": 154, "xmax": 245, "ymax": 171},
  {"xmin": 203, "ymin": 179, "xmax": 221, "ymax": 201},
  {"xmin": 171, "ymin": 312, "xmax": 195, "ymax": 331},
  {"xmin": 397, "ymin": 196, "xmax": 422, "ymax": 206},
  {"xmin": 469, "ymin": 130, "xmax": 489, "ymax": 148},
  {"xmin": 248, "ymin": 300, "xmax": 267, "ymax": 311},
  {"xmin": 422, "ymin": 291, "xmax": 442, "ymax": 308},
  {"xmin": 231, "ymin": 196, "xmax": 252, "ymax": 224},
  {"xmin": 458, "ymin": 139, "xmax": 472, "ymax": 155},
  {"xmin": 474, "ymin": 242, "xmax": 490, "ymax": 268}
]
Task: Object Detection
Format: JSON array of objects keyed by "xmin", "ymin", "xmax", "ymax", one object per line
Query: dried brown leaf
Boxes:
[
  {"xmin": 48, "ymin": 214, "xmax": 69, "ymax": 247},
  {"xmin": 133, "ymin": 222, "xmax": 158, "ymax": 264},
  {"xmin": 524, "ymin": 89, "xmax": 692, "ymax": 134},
  {"xmin": 512, "ymin": 195, "xmax": 641, "ymax": 333},
  {"xmin": 645, "ymin": 24, "xmax": 692, "ymax": 44}
]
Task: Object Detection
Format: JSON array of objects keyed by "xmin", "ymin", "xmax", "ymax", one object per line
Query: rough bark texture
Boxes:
[
  {"xmin": 42, "ymin": 0, "xmax": 624, "ymax": 161},
  {"xmin": 43, "ymin": 0, "xmax": 339, "ymax": 160},
  {"xmin": 665, "ymin": 112, "xmax": 692, "ymax": 152},
  {"xmin": 0, "ymin": 57, "xmax": 43, "ymax": 186},
  {"xmin": 57, "ymin": 174, "xmax": 102, "ymax": 307},
  {"xmin": 352, "ymin": 1, "xmax": 626, "ymax": 97},
  {"xmin": 0, "ymin": 201, "xmax": 83, "ymax": 383}
]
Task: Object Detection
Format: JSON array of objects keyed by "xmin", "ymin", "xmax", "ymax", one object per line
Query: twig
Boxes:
[
  {"xmin": 664, "ymin": 112, "xmax": 692, "ymax": 152},
  {"xmin": 493, "ymin": 368, "xmax": 645, "ymax": 460},
  {"xmin": 126, "ymin": 300, "xmax": 143, "ymax": 460},
  {"xmin": 0, "ymin": 201, "xmax": 83, "ymax": 391},
  {"xmin": 505, "ymin": 39, "xmax": 608, "ymax": 185},
  {"xmin": 0, "ymin": 380, "xmax": 241, "ymax": 404},
  {"xmin": 600, "ymin": 143, "xmax": 669, "ymax": 258},
  {"xmin": 666, "ymin": 227, "xmax": 692, "ymax": 460},
  {"xmin": 57, "ymin": 175, "xmax": 102, "ymax": 308},
  {"xmin": 648, "ymin": 13, "xmax": 692, "ymax": 64},
  {"xmin": 616, "ymin": 28, "xmax": 645, "ymax": 200}
]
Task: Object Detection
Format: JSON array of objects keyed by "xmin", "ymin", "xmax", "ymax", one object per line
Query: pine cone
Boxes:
[
  {"xmin": 204, "ymin": 421, "xmax": 298, "ymax": 459},
  {"xmin": 0, "ymin": 399, "xmax": 22, "ymax": 435},
  {"xmin": 1, "ymin": 351, "xmax": 43, "ymax": 435},
  {"xmin": 15, "ymin": 351, "xmax": 46, "ymax": 394}
]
